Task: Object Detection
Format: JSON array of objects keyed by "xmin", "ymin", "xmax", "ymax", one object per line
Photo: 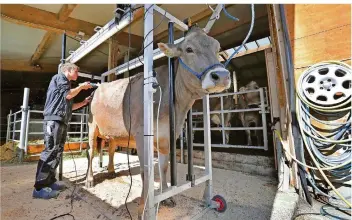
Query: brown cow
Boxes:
[
  {"xmin": 86, "ymin": 26, "xmax": 231, "ymax": 218},
  {"xmin": 238, "ymin": 81, "xmax": 262, "ymax": 146}
]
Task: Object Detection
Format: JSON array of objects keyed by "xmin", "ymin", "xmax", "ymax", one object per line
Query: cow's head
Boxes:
[
  {"xmin": 158, "ymin": 26, "xmax": 231, "ymax": 94},
  {"xmin": 240, "ymin": 81, "xmax": 261, "ymax": 106}
]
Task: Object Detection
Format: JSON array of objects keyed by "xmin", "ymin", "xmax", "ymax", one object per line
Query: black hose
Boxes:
[{"xmin": 278, "ymin": 4, "xmax": 312, "ymax": 205}]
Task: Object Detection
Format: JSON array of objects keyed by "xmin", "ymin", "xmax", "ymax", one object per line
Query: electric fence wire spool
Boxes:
[{"xmin": 296, "ymin": 61, "xmax": 352, "ymax": 211}]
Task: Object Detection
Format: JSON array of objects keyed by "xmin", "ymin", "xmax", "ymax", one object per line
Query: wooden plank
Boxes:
[
  {"xmin": 108, "ymin": 36, "xmax": 119, "ymax": 81},
  {"xmin": 30, "ymin": 4, "xmax": 78, "ymax": 65},
  {"xmin": 30, "ymin": 32, "xmax": 56, "ymax": 65},
  {"xmin": 1, "ymin": 4, "xmax": 143, "ymax": 47},
  {"xmin": 285, "ymin": 4, "xmax": 351, "ymax": 40},
  {"xmin": 57, "ymin": 4, "xmax": 77, "ymax": 22},
  {"xmin": 1, "ymin": 59, "xmax": 58, "ymax": 73},
  {"xmin": 292, "ymin": 25, "xmax": 351, "ymax": 69},
  {"xmin": 27, "ymin": 142, "xmax": 88, "ymax": 154}
]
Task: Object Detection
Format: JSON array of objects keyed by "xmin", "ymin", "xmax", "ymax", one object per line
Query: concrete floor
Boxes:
[{"xmin": 1, "ymin": 153, "xmax": 297, "ymax": 220}]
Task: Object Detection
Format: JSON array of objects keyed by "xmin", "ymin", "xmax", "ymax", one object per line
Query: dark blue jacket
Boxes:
[{"xmin": 43, "ymin": 73, "xmax": 73, "ymax": 125}]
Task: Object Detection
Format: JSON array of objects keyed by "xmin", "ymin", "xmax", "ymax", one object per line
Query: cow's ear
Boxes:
[{"xmin": 158, "ymin": 43, "xmax": 182, "ymax": 57}]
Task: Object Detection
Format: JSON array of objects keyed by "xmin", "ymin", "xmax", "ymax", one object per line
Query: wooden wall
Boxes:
[{"xmin": 284, "ymin": 4, "xmax": 351, "ymax": 81}]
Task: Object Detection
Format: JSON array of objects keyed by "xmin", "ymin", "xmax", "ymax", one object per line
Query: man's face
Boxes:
[{"xmin": 70, "ymin": 68, "xmax": 79, "ymax": 81}]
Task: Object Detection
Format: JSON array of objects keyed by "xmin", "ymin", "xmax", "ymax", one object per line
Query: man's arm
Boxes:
[
  {"xmin": 66, "ymin": 82, "xmax": 92, "ymax": 100},
  {"xmin": 72, "ymin": 96, "xmax": 92, "ymax": 111}
]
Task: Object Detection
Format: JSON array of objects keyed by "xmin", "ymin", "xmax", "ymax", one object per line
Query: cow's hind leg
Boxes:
[
  {"xmin": 107, "ymin": 140, "xmax": 116, "ymax": 177},
  {"xmin": 86, "ymin": 123, "xmax": 98, "ymax": 188},
  {"xmin": 159, "ymin": 153, "xmax": 176, "ymax": 207}
]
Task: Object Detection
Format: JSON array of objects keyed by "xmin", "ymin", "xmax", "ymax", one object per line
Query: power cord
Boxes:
[{"xmin": 124, "ymin": 5, "xmax": 133, "ymax": 220}]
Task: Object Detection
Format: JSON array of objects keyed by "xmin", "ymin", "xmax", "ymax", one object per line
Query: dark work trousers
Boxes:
[{"xmin": 34, "ymin": 120, "xmax": 67, "ymax": 190}]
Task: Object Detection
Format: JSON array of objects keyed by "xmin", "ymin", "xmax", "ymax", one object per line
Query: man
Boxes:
[{"xmin": 33, "ymin": 63, "xmax": 93, "ymax": 199}]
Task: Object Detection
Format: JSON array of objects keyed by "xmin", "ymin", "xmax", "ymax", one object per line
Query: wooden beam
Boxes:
[
  {"xmin": 30, "ymin": 4, "xmax": 78, "ymax": 65},
  {"xmin": 108, "ymin": 36, "xmax": 120, "ymax": 81},
  {"xmin": 30, "ymin": 32, "xmax": 57, "ymax": 65},
  {"xmin": 1, "ymin": 59, "xmax": 58, "ymax": 73},
  {"xmin": 57, "ymin": 4, "xmax": 77, "ymax": 22},
  {"xmin": 154, "ymin": 5, "xmax": 232, "ymax": 43},
  {"xmin": 1, "ymin": 4, "xmax": 143, "ymax": 47}
]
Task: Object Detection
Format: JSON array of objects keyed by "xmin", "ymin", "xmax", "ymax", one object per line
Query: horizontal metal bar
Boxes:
[
  {"xmin": 154, "ymin": 5, "xmax": 189, "ymax": 31},
  {"xmin": 13, "ymin": 110, "xmax": 21, "ymax": 115},
  {"xmin": 155, "ymin": 183, "xmax": 191, "ymax": 204},
  {"xmin": 102, "ymin": 37, "xmax": 184, "ymax": 77},
  {"xmin": 194, "ymin": 174, "xmax": 211, "ymax": 185},
  {"xmin": 208, "ymin": 89, "xmax": 262, "ymax": 98},
  {"xmin": 13, "ymin": 130, "xmax": 21, "ymax": 132},
  {"xmin": 67, "ymin": 132, "xmax": 88, "ymax": 134},
  {"xmin": 193, "ymin": 143, "xmax": 265, "ymax": 149},
  {"xmin": 66, "ymin": 8, "xmax": 134, "ymax": 63},
  {"xmin": 71, "ymin": 113, "xmax": 89, "ymax": 116},
  {"xmin": 192, "ymin": 108, "xmax": 262, "ymax": 115},
  {"xmin": 29, "ymin": 110, "xmax": 44, "ymax": 113},
  {"xmin": 193, "ymin": 126, "xmax": 264, "ymax": 131},
  {"xmin": 29, "ymin": 121, "xmax": 44, "ymax": 124},
  {"xmin": 154, "ymin": 174, "xmax": 210, "ymax": 204},
  {"xmin": 78, "ymin": 72, "xmax": 102, "ymax": 80},
  {"xmin": 69, "ymin": 122, "xmax": 85, "ymax": 125},
  {"xmin": 28, "ymin": 132, "xmax": 43, "ymax": 135},
  {"xmin": 14, "ymin": 120, "xmax": 22, "ymax": 123},
  {"xmin": 9, "ymin": 140, "xmax": 20, "ymax": 142}
]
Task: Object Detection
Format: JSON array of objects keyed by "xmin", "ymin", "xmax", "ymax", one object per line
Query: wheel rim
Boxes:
[
  {"xmin": 301, "ymin": 64, "xmax": 351, "ymax": 106},
  {"xmin": 215, "ymin": 197, "xmax": 225, "ymax": 211}
]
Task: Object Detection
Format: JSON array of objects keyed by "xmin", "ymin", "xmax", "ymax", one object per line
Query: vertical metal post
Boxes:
[
  {"xmin": 180, "ymin": 127, "xmax": 184, "ymax": 164},
  {"xmin": 202, "ymin": 95, "xmax": 212, "ymax": 205},
  {"xmin": 25, "ymin": 109, "xmax": 30, "ymax": 154},
  {"xmin": 184, "ymin": 121, "xmax": 188, "ymax": 164},
  {"xmin": 168, "ymin": 21, "xmax": 177, "ymax": 186},
  {"xmin": 143, "ymin": 5, "xmax": 155, "ymax": 220},
  {"xmin": 80, "ymin": 109, "xmax": 84, "ymax": 152},
  {"xmin": 59, "ymin": 32, "xmax": 66, "ymax": 181},
  {"xmin": 12, "ymin": 113, "xmax": 16, "ymax": 143},
  {"xmin": 19, "ymin": 88, "xmax": 30, "ymax": 162},
  {"xmin": 220, "ymin": 96, "xmax": 226, "ymax": 144},
  {"xmin": 186, "ymin": 109, "xmax": 194, "ymax": 185},
  {"xmin": 6, "ymin": 110, "xmax": 12, "ymax": 142},
  {"xmin": 260, "ymin": 89, "xmax": 268, "ymax": 150}
]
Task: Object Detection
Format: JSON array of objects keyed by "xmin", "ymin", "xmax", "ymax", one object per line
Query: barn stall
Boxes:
[{"xmin": 1, "ymin": 3, "xmax": 351, "ymax": 220}]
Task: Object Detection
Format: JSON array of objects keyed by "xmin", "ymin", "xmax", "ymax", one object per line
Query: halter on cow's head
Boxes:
[{"xmin": 158, "ymin": 26, "xmax": 231, "ymax": 94}]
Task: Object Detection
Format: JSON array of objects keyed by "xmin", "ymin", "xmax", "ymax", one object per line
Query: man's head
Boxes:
[{"xmin": 60, "ymin": 63, "xmax": 79, "ymax": 81}]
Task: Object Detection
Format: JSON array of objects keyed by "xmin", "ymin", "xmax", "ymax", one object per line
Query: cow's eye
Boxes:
[{"xmin": 186, "ymin": 47, "xmax": 194, "ymax": 53}]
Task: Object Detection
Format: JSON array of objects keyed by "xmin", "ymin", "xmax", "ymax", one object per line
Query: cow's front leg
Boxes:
[{"xmin": 159, "ymin": 153, "xmax": 176, "ymax": 208}]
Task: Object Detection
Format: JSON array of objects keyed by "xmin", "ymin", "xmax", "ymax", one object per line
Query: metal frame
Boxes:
[
  {"xmin": 191, "ymin": 88, "xmax": 270, "ymax": 151},
  {"xmin": 6, "ymin": 98, "xmax": 90, "ymax": 159}
]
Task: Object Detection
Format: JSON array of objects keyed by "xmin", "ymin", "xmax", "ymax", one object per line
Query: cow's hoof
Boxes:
[
  {"xmin": 107, "ymin": 172, "xmax": 115, "ymax": 178},
  {"xmin": 85, "ymin": 180, "xmax": 94, "ymax": 188},
  {"xmin": 161, "ymin": 197, "xmax": 176, "ymax": 207}
]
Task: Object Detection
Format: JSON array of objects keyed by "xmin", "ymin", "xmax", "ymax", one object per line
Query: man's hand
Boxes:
[
  {"xmin": 79, "ymin": 82, "xmax": 93, "ymax": 90},
  {"xmin": 72, "ymin": 96, "xmax": 93, "ymax": 111},
  {"xmin": 83, "ymin": 96, "xmax": 92, "ymax": 105}
]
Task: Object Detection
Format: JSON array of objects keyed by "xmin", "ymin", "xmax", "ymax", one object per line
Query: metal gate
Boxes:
[{"xmin": 190, "ymin": 87, "xmax": 270, "ymax": 150}]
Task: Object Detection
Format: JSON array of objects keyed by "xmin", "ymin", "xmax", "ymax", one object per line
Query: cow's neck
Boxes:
[{"xmin": 173, "ymin": 65, "xmax": 205, "ymax": 135}]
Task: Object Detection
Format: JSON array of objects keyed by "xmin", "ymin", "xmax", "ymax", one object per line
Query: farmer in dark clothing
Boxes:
[{"xmin": 33, "ymin": 63, "xmax": 93, "ymax": 199}]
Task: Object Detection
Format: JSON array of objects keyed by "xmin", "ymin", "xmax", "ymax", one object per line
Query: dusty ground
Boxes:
[{"xmin": 1, "ymin": 152, "xmax": 283, "ymax": 220}]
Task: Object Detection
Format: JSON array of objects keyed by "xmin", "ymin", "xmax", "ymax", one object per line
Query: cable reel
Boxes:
[{"xmin": 299, "ymin": 62, "xmax": 351, "ymax": 107}]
